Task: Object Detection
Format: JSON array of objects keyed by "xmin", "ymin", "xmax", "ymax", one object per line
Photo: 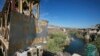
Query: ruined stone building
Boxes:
[{"xmin": 0, "ymin": 0, "xmax": 48, "ymax": 56}]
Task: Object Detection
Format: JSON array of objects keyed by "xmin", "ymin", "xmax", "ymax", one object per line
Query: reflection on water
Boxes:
[{"xmin": 64, "ymin": 35, "xmax": 85, "ymax": 55}]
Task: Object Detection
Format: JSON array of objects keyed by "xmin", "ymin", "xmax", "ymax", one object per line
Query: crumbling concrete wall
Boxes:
[{"xmin": 9, "ymin": 11, "xmax": 36, "ymax": 56}]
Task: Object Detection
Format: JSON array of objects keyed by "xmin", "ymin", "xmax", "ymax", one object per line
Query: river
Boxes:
[{"xmin": 64, "ymin": 35, "xmax": 85, "ymax": 55}]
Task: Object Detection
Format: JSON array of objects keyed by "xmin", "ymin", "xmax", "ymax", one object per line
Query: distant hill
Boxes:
[
  {"xmin": 48, "ymin": 25, "xmax": 61, "ymax": 29},
  {"xmin": 48, "ymin": 25, "xmax": 64, "ymax": 34}
]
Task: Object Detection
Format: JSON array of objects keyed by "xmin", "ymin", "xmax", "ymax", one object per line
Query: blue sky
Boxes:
[
  {"xmin": 0, "ymin": 0, "xmax": 5, "ymax": 11},
  {"xmin": 40, "ymin": 0, "xmax": 100, "ymax": 28},
  {"xmin": 0, "ymin": 0, "xmax": 100, "ymax": 28}
]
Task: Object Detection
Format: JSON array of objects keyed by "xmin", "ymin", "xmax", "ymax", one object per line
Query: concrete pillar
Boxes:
[
  {"xmin": 36, "ymin": 3, "xmax": 39, "ymax": 19},
  {"xmin": 3, "ymin": 49, "xmax": 7, "ymax": 56},
  {"xmin": 18, "ymin": 0, "xmax": 23, "ymax": 13},
  {"xmin": 4, "ymin": 13, "xmax": 7, "ymax": 39},
  {"xmin": 11, "ymin": 0, "xmax": 15, "ymax": 11},
  {"xmin": 0, "ymin": 18, "xmax": 3, "ymax": 35},
  {"xmin": 0, "ymin": 18, "xmax": 2, "ymax": 28},
  {"xmin": 28, "ymin": 2, "xmax": 31, "ymax": 16},
  {"xmin": 85, "ymin": 33, "xmax": 90, "ymax": 43},
  {"xmin": 30, "ymin": 1, "xmax": 34, "ymax": 16},
  {"xmin": 39, "ymin": 48, "xmax": 43, "ymax": 56}
]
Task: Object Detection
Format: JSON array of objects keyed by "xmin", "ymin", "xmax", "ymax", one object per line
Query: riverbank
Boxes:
[
  {"xmin": 46, "ymin": 31, "xmax": 86, "ymax": 56},
  {"xmin": 63, "ymin": 34, "xmax": 85, "ymax": 55}
]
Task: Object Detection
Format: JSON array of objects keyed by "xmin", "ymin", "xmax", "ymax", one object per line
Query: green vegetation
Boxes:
[
  {"xmin": 47, "ymin": 32, "xmax": 67, "ymax": 53},
  {"xmin": 84, "ymin": 35, "xmax": 100, "ymax": 56},
  {"xmin": 94, "ymin": 35, "xmax": 100, "ymax": 54},
  {"xmin": 85, "ymin": 43, "xmax": 98, "ymax": 56},
  {"xmin": 68, "ymin": 30, "xmax": 84, "ymax": 39}
]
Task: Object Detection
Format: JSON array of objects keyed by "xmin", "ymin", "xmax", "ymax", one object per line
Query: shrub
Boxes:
[{"xmin": 47, "ymin": 32, "xmax": 67, "ymax": 53}]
